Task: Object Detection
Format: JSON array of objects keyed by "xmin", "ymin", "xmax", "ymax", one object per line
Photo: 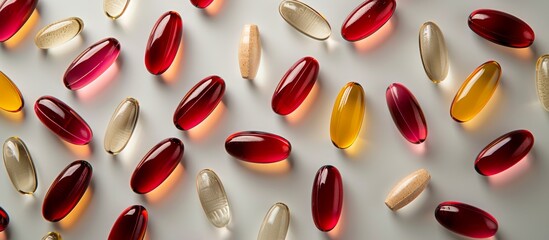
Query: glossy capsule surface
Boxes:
[
  {"xmin": 279, "ymin": 0, "xmax": 331, "ymax": 40},
  {"xmin": 196, "ymin": 169, "xmax": 231, "ymax": 228},
  {"xmin": 190, "ymin": 0, "xmax": 213, "ymax": 8},
  {"xmin": 34, "ymin": 17, "xmax": 84, "ymax": 49},
  {"xmin": 341, "ymin": 0, "xmax": 396, "ymax": 42},
  {"xmin": 419, "ymin": 21, "xmax": 449, "ymax": 83},
  {"xmin": 0, "ymin": 0, "xmax": 38, "ymax": 42},
  {"xmin": 468, "ymin": 9, "xmax": 534, "ymax": 48},
  {"xmin": 475, "ymin": 130, "xmax": 534, "ymax": 176},
  {"xmin": 238, "ymin": 24, "xmax": 261, "ymax": 80},
  {"xmin": 435, "ymin": 201, "xmax": 498, "ymax": 238},
  {"xmin": 104, "ymin": 98, "xmax": 139, "ymax": 155},
  {"xmin": 536, "ymin": 55, "xmax": 549, "ymax": 111},
  {"xmin": 0, "ymin": 207, "xmax": 8, "ymax": 232},
  {"xmin": 257, "ymin": 203, "xmax": 290, "ymax": 240},
  {"xmin": 0, "ymin": 71, "xmax": 24, "ymax": 112},
  {"xmin": 312, "ymin": 165, "xmax": 343, "ymax": 232},
  {"xmin": 108, "ymin": 205, "xmax": 148, "ymax": 240},
  {"xmin": 3, "ymin": 137, "xmax": 37, "ymax": 194},
  {"xmin": 145, "ymin": 11, "xmax": 182, "ymax": 75},
  {"xmin": 34, "ymin": 96, "xmax": 93, "ymax": 145},
  {"xmin": 272, "ymin": 56, "xmax": 319, "ymax": 115},
  {"xmin": 41, "ymin": 232, "xmax": 62, "ymax": 240},
  {"xmin": 386, "ymin": 83, "xmax": 427, "ymax": 144},
  {"xmin": 225, "ymin": 131, "xmax": 291, "ymax": 164},
  {"xmin": 450, "ymin": 61, "xmax": 501, "ymax": 122},
  {"xmin": 330, "ymin": 82, "xmax": 365, "ymax": 149},
  {"xmin": 104, "ymin": 0, "xmax": 131, "ymax": 19},
  {"xmin": 385, "ymin": 169, "xmax": 430, "ymax": 211}
]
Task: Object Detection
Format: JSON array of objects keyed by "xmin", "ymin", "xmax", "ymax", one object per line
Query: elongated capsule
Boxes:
[
  {"xmin": 0, "ymin": 71, "xmax": 24, "ymax": 112},
  {"xmin": 145, "ymin": 11, "xmax": 182, "ymax": 75},
  {"xmin": 108, "ymin": 205, "xmax": 148, "ymax": 240},
  {"xmin": 419, "ymin": 22, "xmax": 449, "ymax": 83},
  {"xmin": 104, "ymin": 98, "xmax": 139, "ymax": 155},
  {"xmin": 196, "ymin": 169, "xmax": 231, "ymax": 228},
  {"xmin": 384, "ymin": 169, "xmax": 430, "ymax": 211},
  {"xmin": 104, "ymin": 0, "xmax": 131, "ymax": 19},
  {"xmin": 475, "ymin": 130, "xmax": 533, "ymax": 176},
  {"xmin": 238, "ymin": 24, "xmax": 261, "ymax": 80},
  {"xmin": 278, "ymin": 0, "xmax": 331, "ymax": 40},
  {"xmin": 330, "ymin": 82, "xmax": 365, "ymax": 149},
  {"xmin": 272, "ymin": 56, "xmax": 319, "ymax": 115},
  {"xmin": 190, "ymin": 0, "xmax": 213, "ymax": 8},
  {"xmin": 34, "ymin": 17, "xmax": 84, "ymax": 49},
  {"xmin": 0, "ymin": 207, "xmax": 8, "ymax": 232},
  {"xmin": 468, "ymin": 9, "xmax": 534, "ymax": 48},
  {"xmin": 3, "ymin": 137, "xmax": 37, "ymax": 194},
  {"xmin": 435, "ymin": 201, "xmax": 498, "ymax": 238},
  {"xmin": 450, "ymin": 61, "xmax": 501, "ymax": 122},
  {"xmin": 225, "ymin": 131, "xmax": 291, "ymax": 164},
  {"xmin": 41, "ymin": 232, "xmax": 62, "ymax": 240},
  {"xmin": 0, "ymin": 0, "xmax": 38, "ymax": 42},
  {"xmin": 386, "ymin": 83, "xmax": 427, "ymax": 144},
  {"xmin": 536, "ymin": 55, "xmax": 549, "ymax": 111},
  {"xmin": 312, "ymin": 165, "xmax": 343, "ymax": 232},
  {"xmin": 257, "ymin": 203, "xmax": 290, "ymax": 240},
  {"xmin": 341, "ymin": 0, "xmax": 396, "ymax": 42}
]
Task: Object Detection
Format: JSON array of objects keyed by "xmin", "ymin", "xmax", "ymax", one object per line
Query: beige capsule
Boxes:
[
  {"xmin": 34, "ymin": 17, "xmax": 84, "ymax": 49},
  {"xmin": 536, "ymin": 55, "xmax": 549, "ymax": 111},
  {"xmin": 196, "ymin": 169, "xmax": 231, "ymax": 228},
  {"xmin": 238, "ymin": 24, "xmax": 262, "ymax": 80},
  {"xmin": 257, "ymin": 202, "xmax": 290, "ymax": 240},
  {"xmin": 419, "ymin": 21, "xmax": 449, "ymax": 83},
  {"xmin": 104, "ymin": 97, "xmax": 139, "ymax": 155},
  {"xmin": 279, "ymin": 0, "xmax": 331, "ymax": 40},
  {"xmin": 42, "ymin": 232, "xmax": 62, "ymax": 240},
  {"xmin": 104, "ymin": 0, "xmax": 131, "ymax": 19},
  {"xmin": 3, "ymin": 137, "xmax": 37, "ymax": 194},
  {"xmin": 385, "ymin": 169, "xmax": 430, "ymax": 211}
]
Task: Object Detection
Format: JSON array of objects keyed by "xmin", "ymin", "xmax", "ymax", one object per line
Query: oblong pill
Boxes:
[
  {"xmin": 435, "ymin": 201, "xmax": 498, "ymax": 238},
  {"xmin": 63, "ymin": 38, "xmax": 121, "ymax": 90},
  {"xmin": 3, "ymin": 137, "xmax": 37, "ymax": 194},
  {"xmin": 145, "ymin": 11, "xmax": 182, "ymax": 75},
  {"xmin": 41, "ymin": 232, "xmax": 62, "ymax": 240},
  {"xmin": 386, "ymin": 83, "xmax": 428, "ymax": 144},
  {"xmin": 278, "ymin": 0, "xmax": 331, "ymax": 41},
  {"xmin": 34, "ymin": 17, "xmax": 84, "ymax": 49},
  {"xmin": 384, "ymin": 169, "xmax": 430, "ymax": 211},
  {"xmin": 419, "ymin": 21, "xmax": 449, "ymax": 83},
  {"xmin": 475, "ymin": 130, "xmax": 534, "ymax": 176},
  {"xmin": 0, "ymin": 207, "xmax": 8, "ymax": 232},
  {"xmin": 0, "ymin": 71, "xmax": 24, "ymax": 112},
  {"xmin": 104, "ymin": 0, "xmax": 131, "ymax": 19},
  {"xmin": 536, "ymin": 55, "xmax": 549, "ymax": 111},
  {"xmin": 312, "ymin": 165, "xmax": 343, "ymax": 232},
  {"xmin": 104, "ymin": 97, "xmax": 139, "ymax": 155},
  {"xmin": 173, "ymin": 75, "xmax": 225, "ymax": 131},
  {"xmin": 225, "ymin": 131, "xmax": 291, "ymax": 164},
  {"xmin": 330, "ymin": 82, "xmax": 365, "ymax": 149},
  {"xmin": 468, "ymin": 9, "xmax": 534, "ymax": 48},
  {"xmin": 42, "ymin": 160, "xmax": 92, "ymax": 222},
  {"xmin": 272, "ymin": 56, "xmax": 319, "ymax": 115},
  {"xmin": 196, "ymin": 169, "xmax": 231, "ymax": 228},
  {"xmin": 450, "ymin": 61, "xmax": 501, "ymax": 122},
  {"xmin": 108, "ymin": 205, "xmax": 148, "ymax": 240},
  {"xmin": 257, "ymin": 202, "xmax": 290, "ymax": 240},
  {"xmin": 0, "ymin": 0, "xmax": 38, "ymax": 42},
  {"xmin": 190, "ymin": 0, "xmax": 213, "ymax": 8},
  {"xmin": 341, "ymin": 0, "xmax": 396, "ymax": 42},
  {"xmin": 34, "ymin": 96, "xmax": 93, "ymax": 145},
  {"xmin": 238, "ymin": 24, "xmax": 261, "ymax": 80}
]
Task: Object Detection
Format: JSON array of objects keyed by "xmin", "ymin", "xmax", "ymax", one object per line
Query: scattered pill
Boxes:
[
  {"xmin": 104, "ymin": 97, "xmax": 139, "ymax": 155},
  {"xmin": 108, "ymin": 205, "xmax": 148, "ymax": 240},
  {"xmin": 312, "ymin": 165, "xmax": 343, "ymax": 232},
  {"xmin": 0, "ymin": 71, "xmax": 24, "ymax": 112},
  {"xmin": 238, "ymin": 24, "xmax": 261, "ymax": 80},
  {"xmin": 3, "ymin": 137, "xmax": 37, "ymax": 194},
  {"xmin": 196, "ymin": 169, "xmax": 231, "ymax": 228},
  {"xmin": 34, "ymin": 17, "xmax": 84, "ymax": 49},
  {"xmin": 384, "ymin": 169, "xmax": 430, "ymax": 211},
  {"xmin": 419, "ymin": 21, "xmax": 449, "ymax": 83},
  {"xmin": 0, "ymin": 0, "xmax": 38, "ymax": 42},
  {"xmin": 535, "ymin": 55, "xmax": 549, "ymax": 111},
  {"xmin": 272, "ymin": 56, "xmax": 319, "ymax": 115},
  {"xmin": 341, "ymin": 0, "xmax": 396, "ymax": 42},
  {"xmin": 475, "ymin": 130, "xmax": 534, "ymax": 176},
  {"xmin": 386, "ymin": 83, "xmax": 428, "ymax": 144},
  {"xmin": 225, "ymin": 131, "xmax": 291, "ymax": 164},
  {"xmin": 278, "ymin": 0, "xmax": 331, "ymax": 40},
  {"xmin": 145, "ymin": 11, "xmax": 182, "ymax": 75},
  {"xmin": 468, "ymin": 9, "xmax": 534, "ymax": 48},
  {"xmin": 257, "ymin": 203, "xmax": 290, "ymax": 240},
  {"xmin": 435, "ymin": 201, "xmax": 498, "ymax": 238},
  {"xmin": 330, "ymin": 82, "xmax": 365, "ymax": 149}
]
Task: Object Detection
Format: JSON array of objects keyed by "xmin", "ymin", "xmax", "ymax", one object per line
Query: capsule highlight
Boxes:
[
  {"xmin": 41, "ymin": 232, "xmax": 62, "ymax": 240},
  {"xmin": 385, "ymin": 169, "xmax": 430, "ymax": 211},
  {"xmin": 104, "ymin": 0, "xmax": 131, "ymax": 19},
  {"xmin": 386, "ymin": 83, "xmax": 428, "ymax": 144},
  {"xmin": 0, "ymin": 71, "xmax": 24, "ymax": 112},
  {"xmin": 341, "ymin": 0, "xmax": 396, "ymax": 42},
  {"xmin": 104, "ymin": 98, "xmax": 139, "ymax": 155},
  {"xmin": 257, "ymin": 203, "xmax": 290, "ymax": 240},
  {"xmin": 536, "ymin": 55, "xmax": 549, "ymax": 111},
  {"xmin": 475, "ymin": 130, "xmax": 534, "ymax": 176},
  {"xmin": 272, "ymin": 56, "xmax": 319, "ymax": 115},
  {"xmin": 145, "ymin": 11, "xmax": 182, "ymax": 75},
  {"xmin": 278, "ymin": 0, "xmax": 331, "ymax": 40},
  {"xmin": 225, "ymin": 131, "xmax": 291, "ymax": 164},
  {"xmin": 468, "ymin": 9, "xmax": 534, "ymax": 48},
  {"xmin": 0, "ymin": 0, "xmax": 38, "ymax": 42},
  {"xmin": 196, "ymin": 169, "xmax": 231, "ymax": 228},
  {"xmin": 34, "ymin": 17, "xmax": 84, "ymax": 49},
  {"xmin": 419, "ymin": 21, "xmax": 449, "ymax": 83},
  {"xmin": 435, "ymin": 201, "xmax": 498, "ymax": 238},
  {"xmin": 0, "ymin": 207, "xmax": 8, "ymax": 232},
  {"xmin": 312, "ymin": 165, "xmax": 343, "ymax": 232},
  {"xmin": 330, "ymin": 82, "xmax": 365, "ymax": 149},
  {"xmin": 3, "ymin": 137, "xmax": 37, "ymax": 194},
  {"xmin": 238, "ymin": 24, "xmax": 261, "ymax": 80},
  {"xmin": 108, "ymin": 205, "xmax": 148, "ymax": 240}
]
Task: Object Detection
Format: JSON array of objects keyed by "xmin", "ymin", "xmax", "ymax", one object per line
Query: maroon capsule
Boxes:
[
  {"xmin": 190, "ymin": 0, "xmax": 214, "ymax": 8},
  {"xmin": 468, "ymin": 9, "xmax": 535, "ymax": 48},
  {"xmin": 34, "ymin": 96, "xmax": 93, "ymax": 145},
  {"xmin": 145, "ymin": 11, "xmax": 182, "ymax": 75},
  {"xmin": 130, "ymin": 138, "xmax": 184, "ymax": 194},
  {"xmin": 0, "ymin": 207, "xmax": 8, "ymax": 232},
  {"xmin": 42, "ymin": 160, "xmax": 92, "ymax": 222},
  {"xmin": 312, "ymin": 165, "xmax": 343, "ymax": 232},
  {"xmin": 386, "ymin": 83, "xmax": 428, "ymax": 144},
  {"xmin": 475, "ymin": 130, "xmax": 534, "ymax": 176},
  {"xmin": 272, "ymin": 56, "xmax": 319, "ymax": 115},
  {"xmin": 341, "ymin": 0, "xmax": 396, "ymax": 42},
  {"xmin": 63, "ymin": 38, "xmax": 121, "ymax": 90},
  {"xmin": 173, "ymin": 75, "xmax": 225, "ymax": 131},
  {"xmin": 108, "ymin": 205, "xmax": 148, "ymax": 240},
  {"xmin": 435, "ymin": 201, "xmax": 498, "ymax": 238},
  {"xmin": 225, "ymin": 131, "xmax": 291, "ymax": 163},
  {"xmin": 0, "ymin": 0, "xmax": 38, "ymax": 42}
]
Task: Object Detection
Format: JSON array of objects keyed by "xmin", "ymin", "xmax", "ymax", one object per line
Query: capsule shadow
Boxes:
[
  {"xmin": 0, "ymin": 227, "xmax": 11, "ymax": 240},
  {"xmin": 390, "ymin": 183, "xmax": 436, "ymax": 219},
  {"xmin": 477, "ymin": 36, "xmax": 536, "ymax": 61},
  {"xmin": 233, "ymin": 156, "xmax": 293, "ymax": 176},
  {"xmin": 142, "ymin": 163, "xmax": 186, "ymax": 204},
  {"xmin": 324, "ymin": 201, "xmax": 346, "ymax": 239},
  {"xmin": 0, "ymin": 107, "xmax": 26, "ymax": 124},
  {"xmin": 283, "ymin": 80, "xmax": 322, "ymax": 126},
  {"xmin": 159, "ymin": 38, "xmax": 185, "ymax": 85},
  {"xmin": 204, "ymin": 0, "xmax": 225, "ymax": 17},
  {"xmin": 351, "ymin": 13, "xmax": 398, "ymax": 54},
  {"xmin": 56, "ymin": 183, "xmax": 95, "ymax": 230},
  {"xmin": 74, "ymin": 60, "xmax": 121, "ymax": 102},
  {"xmin": 2, "ymin": 9, "xmax": 40, "ymax": 49},
  {"xmin": 484, "ymin": 151, "xmax": 536, "ymax": 189},
  {"xmin": 458, "ymin": 78, "xmax": 506, "ymax": 132}
]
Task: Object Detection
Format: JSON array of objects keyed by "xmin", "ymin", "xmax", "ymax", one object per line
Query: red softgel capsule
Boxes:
[
  {"xmin": 190, "ymin": 0, "xmax": 213, "ymax": 8},
  {"xmin": 386, "ymin": 83, "xmax": 428, "ymax": 144},
  {"xmin": 312, "ymin": 165, "xmax": 343, "ymax": 232},
  {"xmin": 108, "ymin": 205, "xmax": 148, "ymax": 240},
  {"xmin": 272, "ymin": 56, "xmax": 319, "ymax": 115},
  {"xmin": 225, "ymin": 131, "xmax": 291, "ymax": 163},
  {"xmin": 130, "ymin": 138, "xmax": 183, "ymax": 194},
  {"xmin": 0, "ymin": 207, "xmax": 8, "ymax": 232},
  {"xmin": 475, "ymin": 129, "xmax": 534, "ymax": 176},
  {"xmin": 0, "ymin": 0, "xmax": 38, "ymax": 42},
  {"xmin": 435, "ymin": 201, "xmax": 498, "ymax": 238},
  {"xmin": 34, "ymin": 96, "xmax": 93, "ymax": 145},
  {"xmin": 341, "ymin": 0, "xmax": 396, "ymax": 42},
  {"xmin": 42, "ymin": 160, "xmax": 92, "ymax": 222},
  {"xmin": 145, "ymin": 11, "xmax": 182, "ymax": 75},
  {"xmin": 173, "ymin": 75, "xmax": 225, "ymax": 130},
  {"xmin": 468, "ymin": 9, "xmax": 535, "ymax": 48}
]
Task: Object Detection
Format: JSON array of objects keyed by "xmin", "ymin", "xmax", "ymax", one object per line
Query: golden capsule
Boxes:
[
  {"xmin": 34, "ymin": 17, "xmax": 84, "ymax": 49},
  {"xmin": 0, "ymin": 71, "xmax": 24, "ymax": 112},
  {"xmin": 278, "ymin": 0, "xmax": 331, "ymax": 40},
  {"xmin": 41, "ymin": 232, "xmax": 62, "ymax": 240},
  {"xmin": 257, "ymin": 202, "xmax": 290, "ymax": 240},
  {"xmin": 536, "ymin": 55, "xmax": 549, "ymax": 111},
  {"xmin": 3, "ymin": 137, "xmax": 37, "ymax": 194},
  {"xmin": 238, "ymin": 24, "xmax": 261, "ymax": 80},
  {"xmin": 384, "ymin": 169, "xmax": 430, "ymax": 211},
  {"xmin": 419, "ymin": 21, "xmax": 449, "ymax": 83},
  {"xmin": 196, "ymin": 169, "xmax": 231, "ymax": 228},
  {"xmin": 450, "ymin": 61, "xmax": 501, "ymax": 122},
  {"xmin": 330, "ymin": 82, "xmax": 365, "ymax": 149},
  {"xmin": 104, "ymin": 97, "xmax": 139, "ymax": 155},
  {"xmin": 103, "ymin": 0, "xmax": 131, "ymax": 19}
]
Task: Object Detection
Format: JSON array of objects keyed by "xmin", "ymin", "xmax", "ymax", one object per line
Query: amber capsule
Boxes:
[
  {"xmin": 196, "ymin": 169, "xmax": 231, "ymax": 228},
  {"xmin": 0, "ymin": 206, "xmax": 8, "ymax": 232},
  {"xmin": 385, "ymin": 169, "xmax": 430, "ymax": 211},
  {"xmin": 0, "ymin": 0, "xmax": 38, "ymax": 42},
  {"xmin": 34, "ymin": 17, "xmax": 84, "ymax": 49},
  {"xmin": 41, "ymin": 232, "xmax": 62, "ymax": 240},
  {"xmin": 104, "ymin": 0, "xmax": 131, "ymax": 19},
  {"xmin": 3, "ymin": 137, "xmax": 37, "ymax": 194},
  {"xmin": 450, "ymin": 61, "xmax": 501, "ymax": 122},
  {"xmin": 238, "ymin": 24, "xmax": 261, "ymax": 80},
  {"xmin": 278, "ymin": 0, "xmax": 331, "ymax": 40},
  {"xmin": 257, "ymin": 203, "xmax": 290, "ymax": 240},
  {"xmin": 419, "ymin": 21, "xmax": 449, "ymax": 83},
  {"xmin": 330, "ymin": 82, "xmax": 365, "ymax": 149},
  {"xmin": 536, "ymin": 55, "xmax": 549, "ymax": 111},
  {"xmin": 108, "ymin": 205, "xmax": 148, "ymax": 240},
  {"xmin": 104, "ymin": 98, "xmax": 139, "ymax": 155},
  {"xmin": 0, "ymin": 71, "xmax": 24, "ymax": 112}
]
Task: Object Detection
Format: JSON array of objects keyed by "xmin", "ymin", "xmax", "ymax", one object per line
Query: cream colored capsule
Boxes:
[
  {"xmin": 34, "ymin": 17, "xmax": 84, "ymax": 49},
  {"xmin": 536, "ymin": 55, "xmax": 549, "ymax": 111},
  {"xmin": 238, "ymin": 24, "xmax": 261, "ymax": 80},
  {"xmin": 42, "ymin": 232, "xmax": 62, "ymax": 240},
  {"xmin": 104, "ymin": 97, "xmax": 139, "ymax": 155},
  {"xmin": 385, "ymin": 169, "xmax": 430, "ymax": 211},
  {"xmin": 197, "ymin": 169, "xmax": 231, "ymax": 228},
  {"xmin": 3, "ymin": 137, "xmax": 37, "ymax": 194},
  {"xmin": 279, "ymin": 0, "xmax": 331, "ymax": 40},
  {"xmin": 257, "ymin": 202, "xmax": 290, "ymax": 240},
  {"xmin": 104, "ymin": 0, "xmax": 131, "ymax": 19},
  {"xmin": 419, "ymin": 21, "xmax": 449, "ymax": 83}
]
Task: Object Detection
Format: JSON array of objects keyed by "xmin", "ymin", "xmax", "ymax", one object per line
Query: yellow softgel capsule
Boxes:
[
  {"xmin": 450, "ymin": 61, "xmax": 501, "ymax": 122},
  {"xmin": 34, "ymin": 17, "xmax": 84, "ymax": 49},
  {"xmin": 330, "ymin": 82, "xmax": 365, "ymax": 149},
  {"xmin": 0, "ymin": 71, "xmax": 24, "ymax": 112}
]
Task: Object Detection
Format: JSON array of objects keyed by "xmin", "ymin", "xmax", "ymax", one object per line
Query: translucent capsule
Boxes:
[
  {"xmin": 0, "ymin": 206, "xmax": 8, "ymax": 232},
  {"xmin": 238, "ymin": 24, "xmax": 261, "ymax": 80},
  {"xmin": 196, "ymin": 169, "xmax": 231, "ymax": 228},
  {"xmin": 145, "ymin": 11, "xmax": 182, "ymax": 75},
  {"xmin": 435, "ymin": 201, "xmax": 498, "ymax": 238},
  {"xmin": 190, "ymin": 0, "xmax": 213, "ymax": 9},
  {"xmin": 341, "ymin": 0, "xmax": 396, "ymax": 42},
  {"xmin": 104, "ymin": 98, "xmax": 139, "ymax": 155},
  {"xmin": 3, "ymin": 137, "xmax": 37, "ymax": 194},
  {"xmin": 384, "ymin": 169, "xmax": 430, "ymax": 211},
  {"xmin": 272, "ymin": 56, "xmax": 319, "ymax": 115},
  {"xmin": 103, "ymin": 0, "xmax": 131, "ymax": 19},
  {"xmin": 278, "ymin": 0, "xmax": 331, "ymax": 40},
  {"xmin": 475, "ymin": 130, "xmax": 534, "ymax": 176},
  {"xmin": 0, "ymin": 71, "xmax": 24, "ymax": 112},
  {"xmin": 450, "ymin": 61, "xmax": 501, "ymax": 122},
  {"xmin": 108, "ymin": 205, "xmax": 148, "ymax": 240},
  {"xmin": 536, "ymin": 55, "xmax": 549, "ymax": 111},
  {"xmin": 419, "ymin": 22, "xmax": 449, "ymax": 83},
  {"xmin": 257, "ymin": 203, "xmax": 290, "ymax": 240},
  {"xmin": 468, "ymin": 9, "xmax": 534, "ymax": 48},
  {"xmin": 386, "ymin": 83, "xmax": 428, "ymax": 144},
  {"xmin": 0, "ymin": 0, "xmax": 38, "ymax": 42},
  {"xmin": 34, "ymin": 17, "xmax": 84, "ymax": 49},
  {"xmin": 225, "ymin": 131, "xmax": 291, "ymax": 164},
  {"xmin": 312, "ymin": 165, "xmax": 343, "ymax": 232},
  {"xmin": 330, "ymin": 82, "xmax": 365, "ymax": 149},
  {"xmin": 41, "ymin": 232, "xmax": 62, "ymax": 240}
]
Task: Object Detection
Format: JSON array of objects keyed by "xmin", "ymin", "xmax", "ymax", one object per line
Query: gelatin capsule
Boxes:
[
  {"xmin": 190, "ymin": 0, "xmax": 213, "ymax": 8},
  {"xmin": 0, "ymin": 0, "xmax": 38, "ymax": 42},
  {"xmin": 196, "ymin": 169, "xmax": 231, "ymax": 228},
  {"xmin": 104, "ymin": 97, "xmax": 139, "ymax": 155},
  {"xmin": 108, "ymin": 205, "xmax": 148, "ymax": 240},
  {"xmin": 41, "ymin": 232, "xmax": 62, "ymax": 240},
  {"xmin": 341, "ymin": 0, "xmax": 396, "ymax": 42},
  {"xmin": 0, "ymin": 206, "xmax": 8, "ymax": 232},
  {"xmin": 468, "ymin": 9, "xmax": 534, "ymax": 48},
  {"xmin": 145, "ymin": 11, "xmax": 182, "ymax": 75},
  {"xmin": 386, "ymin": 83, "xmax": 428, "ymax": 144},
  {"xmin": 435, "ymin": 201, "xmax": 498, "ymax": 238},
  {"xmin": 330, "ymin": 82, "xmax": 365, "ymax": 149},
  {"xmin": 225, "ymin": 131, "xmax": 291, "ymax": 164},
  {"xmin": 3, "ymin": 137, "xmax": 37, "ymax": 194},
  {"xmin": 104, "ymin": 0, "xmax": 131, "ymax": 19},
  {"xmin": 34, "ymin": 96, "xmax": 93, "ymax": 145},
  {"xmin": 450, "ymin": 61, "xmax": 501, "ymax": 122},
  {"xmin": 475, "ymin": 130, "xmax": 534, "ymax": 176},
  {"xmin": 384, "ymin": 169, "xmax": 430, "ymax": 211},
  {"xmin": 419, "ymin": 21, "xmax": 449, "ymax": 83},
  {"xmin": 312, "ymin": 165, "xmax": 343, "ymax": 232},
  {"xmin": 173, "ymin": 75, "xmax": 225, "ymax": 130},
  {"xmin": 257, "ymin": 202, "xmax": 290, "ymax": 240},
  {"xmin": 238, "ymin": 24, "xmax": 261, "ymax": 80},
  {"xmin": 0, "ymin": 71, "xmax": 24, "ymax": 112},
  {"xmin": 278, "ymin": 0, "xmax": 331, "ymax": 41},
  {"xmin": 34, "ymin": 17, "xmax": 84, "ymax": 49},
  {"xmin": 535, "ymin": 55, "xmax": 549, "ymax": 111},
  {"xmin": 272, "ymin": 56, "xmax": 319, "ymax": 115},
  {"xmin": 42, "ymin": 160, "xmax": 92, "ymax": 222}
]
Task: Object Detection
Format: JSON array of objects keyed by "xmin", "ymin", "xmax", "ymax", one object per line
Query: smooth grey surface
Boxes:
[{"xmin": 0, "ymin": 0, "xmax": 548, "ymax": 239}]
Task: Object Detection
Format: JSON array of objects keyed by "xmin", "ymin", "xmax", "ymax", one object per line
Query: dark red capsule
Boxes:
[
  {"xmin": 341, "ymin": 0, "xmax": 396, "ymax": 42},
  {"xmin": 130, "ymin": 138, "xmax": 184, "ymax": 194},
  {"xmin": 225, "ymin": 131, "xmax": 291, "ymax": 163},
  {"xmin": 475, "ymin": 130, "xmax": 534, "ymax": 176},
  {"xmin": 468, "ymin": 9, "xmax": 535, "ymax": 48},
  {"xmin": 435, "ymin": 201, "xmax": 498, "ymax": 238},
  {"xmin": 108, "ymin": 205, "xmax": 148, "ymax": 240},
  {"xmin": 0, "ymin": 207, "xmax": 8, "ymax": 232},
  {"xmin": 190, "ymin": 0, "xmax": 213, "ymax": 8},
  {"xmin": 34, "ymin": 96, "xmax": 93, "ymax": 145},
  {"xmin": 42, "ymin": 160, "xmax": 93, "ymax": 222},
  {"xmin": 173, "ymin": 75, "xmax": 225, "ymax": 130},
  {"xmin": 312, "ymin": 165, "xmax": 343, "ymax": 232},
  {"xmin": 386, "ymin": 83, "xmax": 428, "ymax": 144},
  {"xmin": 0, "ymin": 0, "xmax": 38, "ymax": 42},
  {"xmin": 145, "ymin": 11, "xmax": 182, "ymax": 75},
  {"xmin": 272, "ymin": 56, "xmax": 319, "ymax": 115}
]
